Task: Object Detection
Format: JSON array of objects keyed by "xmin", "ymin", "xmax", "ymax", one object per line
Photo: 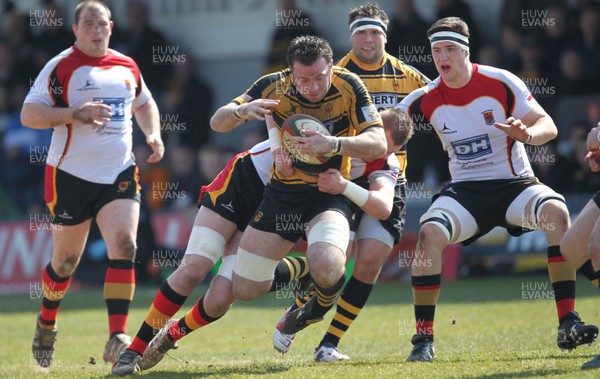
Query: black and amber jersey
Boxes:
[
  {"xmin": 337, "ymin": 51, "xmax": 430, "ymax": 179},
  {"xmin": 232, "ymin": 66, "xmax": 382, "ymax": 191}
]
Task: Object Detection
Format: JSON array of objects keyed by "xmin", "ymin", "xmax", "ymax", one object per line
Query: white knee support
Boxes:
[
  {"xmin": 306, "ymin": 219, "xmax": 349, "ymax": 251},
  {"xmin": 528, "ymin": 191, "xmax": 565, "ymax": 229},
  {"xmin": 419, "ymin": 209, "xmax": 456, "ymax": 242},
  {"xmin": 184, "ymin": 226, "xmax": 226, "ymax": 264},
  {"xmin": 216, "ymin": 255, "xmax": 236, "ymax": 281},
  {"xmin": 234, "ymin": 248, "xmax": 279, "ymax": 282}
]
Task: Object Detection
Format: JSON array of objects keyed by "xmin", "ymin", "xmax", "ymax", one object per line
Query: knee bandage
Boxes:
[
  {"xmin": 307, "ymin": 219, "xmax": 349, "ymax": 251},
  {"xmin": 419, "ymin": 209, "xmax": 456, "ymax": 242},
  {"xmin": 184, "ymin": 226, "xmax": 226, "ymax": 264},
  {"xmin": 217, "ymin": 255, "xmax": 236, "ymax": 281},
  {"xmin": 528, "ymin": 191, "xmax": 565, "ymax": 229},
  {"xmin": 234, "ymin": 248, "xmax": 279, "ymax": 282}
]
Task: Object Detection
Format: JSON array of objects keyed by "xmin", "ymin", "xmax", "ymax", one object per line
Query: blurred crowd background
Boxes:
[{"xmin": 0, "ymin": 0, "xmax": 598, "ymax": 284}]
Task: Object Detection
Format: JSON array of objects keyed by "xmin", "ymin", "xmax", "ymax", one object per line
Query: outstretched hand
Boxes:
[{"xmin": 237, "ymin": 99, "xmax": 280, "ymax": 121}]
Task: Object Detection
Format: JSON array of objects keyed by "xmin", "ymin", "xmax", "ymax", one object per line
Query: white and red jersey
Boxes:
[
  {"xmin": 350, "ymin": 153, "xmax": 399, "ymax": 187},
  {"xmin": 24, "ymin": 45, "xmax": 152, "ymax": 184},
  {"xmin": 399, "ymin": 64, "xmax": 537, "ymax": 182}
]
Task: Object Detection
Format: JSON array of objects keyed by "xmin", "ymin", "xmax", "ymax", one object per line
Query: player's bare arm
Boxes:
[
  {"xmin": 334, "ymin": 127, "xmax": 387, "ymax": 160},
  {"xmin": 210, "ymin": 95, "xmax": 280, "ymax": 133},
  {"xmin": 21, "ymin": 100, "xmax": 113, "ymax": 129},
  {"xmin": 493, "ymin": 104, "xmax": 557, "ymax": 145},
  {"xmin": 133, "ymin": 98, "xmax": 164, "ymax": 163},
  {"xmin": 318, "ymin": 168, "xmax": 394, "ymax": 220}
]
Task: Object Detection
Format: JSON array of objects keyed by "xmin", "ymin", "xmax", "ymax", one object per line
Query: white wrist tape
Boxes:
[
  {"xmin": 342, "ymin": 181, "xmax": 369, "ymax": 207},
  {"xmin": 268, "ymin": 128, "xmax": 282, "ymax": 151}
]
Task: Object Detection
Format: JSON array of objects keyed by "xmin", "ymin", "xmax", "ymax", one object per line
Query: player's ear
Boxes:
[{"xmin": 109, "ymin": 20, "xmax": 114, "ymax": 33}]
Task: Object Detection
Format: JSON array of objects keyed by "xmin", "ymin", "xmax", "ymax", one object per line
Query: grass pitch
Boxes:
[{"xmin": 1, "ymin": 274, "xmax": 600, "ymax": 378}]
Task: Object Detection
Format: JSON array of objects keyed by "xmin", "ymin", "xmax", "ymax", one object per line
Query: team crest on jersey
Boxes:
[
  {"xmin": 124, "ymin": 79, "xmax": 132, "ymax": 90},
  {"xmin": 393, "ymin": 80, "xmax": 399, "ymax": 92},
  {"xmin": 482, "ymin": 110, "xmax": 495, "ymax": 125},
  {"xmin": 325, "ymin": 103, "xmax": 333, "ymax": 117},
  {"xmin": 254, "ymin": 210, "xmax": 264, "ymax": 222},
  {"xmin": 118, "ymin": 180, "xmax": 130, "ymax": 192}
]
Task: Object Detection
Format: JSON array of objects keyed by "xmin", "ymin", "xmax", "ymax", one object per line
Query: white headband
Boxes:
[
  {"xmin": 349, "ymin": 17, "xmax": 387, "ymax": 37},
  {"xmin": 429, "ymin": 31, "xmax": 469, "ymax": 52}
]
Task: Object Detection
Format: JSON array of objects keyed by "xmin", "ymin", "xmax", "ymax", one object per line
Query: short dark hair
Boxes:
[
  {"xmin": 74, "ymin": 0, "xmax": 111, "ymax": 25},
  {"xmin": 348, "ymin": 2, "xmax": 389, "ymax": 26},
  {"xmin": 427, "ymin": 17, "xmax": 470, "ymax": 39},
  {"xmin": 286, "ymin": 35, "xmax": 333, "ymax": 68},
  {"xmin": 381, "ymin": 108, "xmax": 413, "ymax": 148}
]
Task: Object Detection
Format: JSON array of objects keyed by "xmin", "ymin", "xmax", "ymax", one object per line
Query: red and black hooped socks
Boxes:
[
  {"xmin": 547, "ymin": 246, "xmax": 576, "ymax": 322},
  {"xmin": 168, "ymin": 296, "xmax": 221, "ymax": 341},
  {"xmin": 412, "ymin": 274, "xmax": 441, "ymax": 336},
  {"xmin": 39, "ymin": 263, "xmax": 72, "ymax": 330},
  {"xmin": 128, "ymin": 280, "xmax": 187, "ymax": 355},
  {"xmin": 104, "ymin": 259, "xmax": 136, "ymax": 337}
]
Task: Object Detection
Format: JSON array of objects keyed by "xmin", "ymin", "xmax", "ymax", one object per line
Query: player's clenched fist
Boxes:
[{"xmin": 317, "ymin": 168, "xmax": 347, "ymax": 194}]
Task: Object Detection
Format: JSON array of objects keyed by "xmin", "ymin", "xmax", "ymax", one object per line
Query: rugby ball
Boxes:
[{"xmin": 281, "ymin": 114, "xmax": 331, "ymax": 165}]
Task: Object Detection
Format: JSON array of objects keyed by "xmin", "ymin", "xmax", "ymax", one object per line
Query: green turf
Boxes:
[{"xmin": 2, "ymin": 274, "xmax": 600, "ymax": 378}]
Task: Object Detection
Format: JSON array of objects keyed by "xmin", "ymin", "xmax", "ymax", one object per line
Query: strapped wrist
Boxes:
[
  {"xmin": 342, "ymin": 181, "xmax": 369, "ymax": 207},
  {"xmin": 268, "ymin": 128, "xmax": 282, "ymax": 151},
  {"xmin": 331, "ymin": 137, "xmax": 342, "ymax": 155}
]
